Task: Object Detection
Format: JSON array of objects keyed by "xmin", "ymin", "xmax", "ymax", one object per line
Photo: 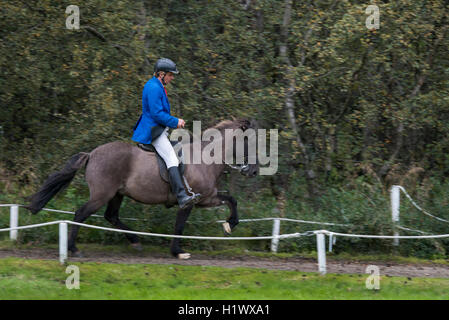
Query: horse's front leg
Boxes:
[
  {"xmin": 170, "ymin": 205, "xmax": 193, "ymax": 259},
  {"xmin": 217, "ymin": 194, "xmax": 239, "ymax": 235}
]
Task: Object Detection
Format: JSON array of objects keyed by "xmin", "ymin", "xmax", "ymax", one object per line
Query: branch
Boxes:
[
  {"xmin": 81, "ymin": 25, "xmax": 133, "ymax": 56},
  {"xmin": 82, "ymin": 25, "xmax": 106, "ymax": 42},
  {"xmin": 407, "ymin": 25, "xmax": 448, "ymax": 99}
]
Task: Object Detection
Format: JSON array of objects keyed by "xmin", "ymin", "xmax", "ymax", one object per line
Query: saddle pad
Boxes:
[{"xmin": 137, "ymin": 141, "xmax": 185, "ymax": 183}]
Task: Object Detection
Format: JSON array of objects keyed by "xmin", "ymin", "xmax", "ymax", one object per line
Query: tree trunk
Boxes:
[{"xmin": 279, "ymin": 0, "xmax": 317, "ymax": 196}]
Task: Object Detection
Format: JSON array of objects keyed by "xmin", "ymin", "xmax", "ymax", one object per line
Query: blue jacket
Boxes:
[{"xmin": 132, "ymin": 76, "xmax": 179, "ymax": 144}]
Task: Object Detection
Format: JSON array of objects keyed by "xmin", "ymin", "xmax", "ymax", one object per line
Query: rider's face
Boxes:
[{"xmin": 163, "ymin": 72, "xmax": 175, "ymax": 85}]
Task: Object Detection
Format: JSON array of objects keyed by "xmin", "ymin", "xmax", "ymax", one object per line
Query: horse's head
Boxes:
[
  {"xmin": 205, "ymin": 118, "xmax": 260, "ymax": 177},
  {"xmin": 231, "ymin": 118, "xmax": 259, "ymax": 178}
]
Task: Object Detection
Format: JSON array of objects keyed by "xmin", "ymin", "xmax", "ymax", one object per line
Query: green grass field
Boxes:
[{"xmin": 1, "ymin": 257, "xmax": 449, "ymax": 300}]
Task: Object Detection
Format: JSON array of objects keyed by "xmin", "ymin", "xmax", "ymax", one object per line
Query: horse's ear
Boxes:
[
  {"xmin": 249, "ymin": 118, "xmax": 258, "ymax": 129},
  {"xmin": 240, "ymin": 119, "xmax": 251, "ymax": 131},
  {"xmin": 242, "ymin": 118, "xmax": 258, "ymax": 130}
]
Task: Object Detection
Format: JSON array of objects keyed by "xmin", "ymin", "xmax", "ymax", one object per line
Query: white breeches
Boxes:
[{"xmin": 151, "ymin": 127, "xmax": 179, "ymax": 169}]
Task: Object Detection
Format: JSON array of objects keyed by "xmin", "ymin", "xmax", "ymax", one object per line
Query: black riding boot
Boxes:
[{"xmin": 168, "ymin": 167, "xmax": 201, "ymax": 209}]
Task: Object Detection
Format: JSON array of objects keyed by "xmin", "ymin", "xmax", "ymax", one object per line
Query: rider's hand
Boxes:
[{"xmin": 177, "ymin": 118, "xmax": 186, "ymax": 128}]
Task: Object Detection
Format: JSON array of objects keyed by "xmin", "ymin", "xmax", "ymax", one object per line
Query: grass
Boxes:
[{"xmin": 1, "ymin": 257, "xmax": 449, "ymax": 300}]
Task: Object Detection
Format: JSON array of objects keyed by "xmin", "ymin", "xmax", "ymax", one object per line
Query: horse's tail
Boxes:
[{"xmin": 25, "ymin": 152, "xmax": 90, "ymax": 214}]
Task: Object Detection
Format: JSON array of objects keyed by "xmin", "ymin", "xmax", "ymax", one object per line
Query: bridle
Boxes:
[
  {"xmin": 223, "ymin": 155, "xmax": 249, "ymax": 173},
  {"xmin": 226, "ymin": 162, "xmax": 249, "ymax": 172}
]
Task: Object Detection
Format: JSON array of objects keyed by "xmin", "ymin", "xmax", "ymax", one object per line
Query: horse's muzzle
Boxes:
[{"xmin": 240, "ymin": 165, "xmax": 257, "ymax": 177}]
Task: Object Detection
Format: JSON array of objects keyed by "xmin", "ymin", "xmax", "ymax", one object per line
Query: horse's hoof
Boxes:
[
  {"xmin": 222, "ymin": 222, "xmax": 232, "ymax": 235},
  {"xmin": 177, "ymin": 253, "xmax": 191, "ymax": 260},
  {"xmin": 130, "ymin": 243, "xmax": 143, "ymax": 251}
]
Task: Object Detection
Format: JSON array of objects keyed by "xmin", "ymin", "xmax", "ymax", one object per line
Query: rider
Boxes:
[{"xmin": 132, "ymin": 58, "xmax": 200, "ymax": 209}]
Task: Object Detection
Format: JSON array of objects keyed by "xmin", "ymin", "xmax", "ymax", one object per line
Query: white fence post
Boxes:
[
  {"xmin": 328, "ymin": 234, "xmax": 336, "ymax": 252},
  {"xmin": 10, "ymin": 205, "xmax": 19, "ymax": 241},
  {"xmin": 270, "ymin": 218, "xmax": 280, "ymax": 253},
  {"xmin": 316, "ymin": 232, "xmax": 327, "ymax": 275},
  {"xmin": 59, "ymin": 222, "xmax": 68, "ymax": 265},
  {"xmin": 391, "ymin": 185, "xmax": 400, "ymax": 246}
]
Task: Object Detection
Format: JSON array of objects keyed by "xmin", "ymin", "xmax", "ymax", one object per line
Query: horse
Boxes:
[{"xmin": 25, "ymin": 119, "xmax": 259, "ymax": 259}]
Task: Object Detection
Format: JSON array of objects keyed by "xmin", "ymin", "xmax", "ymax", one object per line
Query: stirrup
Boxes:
[
  {"xmin": 179, "ymin": 193, "xmax": 201, "ymax": 209},
  {"xmin": 183, "ymin": 176, "xmax": 200, "ymax": 198}
]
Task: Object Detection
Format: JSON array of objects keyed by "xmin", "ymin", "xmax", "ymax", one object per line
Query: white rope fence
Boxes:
[
  {"xmin": 2, "ymin": 218, "xmax": 449, "ymax": 274},
  {"xmin": 396, "ymin": 225, "xmax": 429, "ymax": 235},
  {"xmin": 314, "ymin": 229, "xmax": 449, "ymax": 275},
  {"xmin": 2, "ymin": 185, "xmax": 448, "ymax": 274},
  {"xmin": 0, "ymin": 203, "xmax": 349, "ymax": 253},
  {"xmin": 0, "ymin": 220, "xmax": 314, "ymax": 241},
  {"xmin": 390, "ymin": 185, "xmax": 449, "ymax": 245},
  {"xmin": 0, "ymin": 204, "xmax": 351, "ymax": 225},
  {"xmin": 0, "ymin": 219, "xmax": 315, "ymax": 265},
  {"xmin": 396, "ymin": 185, "xmax": 449, "ymax": 224},
  {"xmin": 217, "ymin": 217, "xmax": 350, "ymax": 227}
]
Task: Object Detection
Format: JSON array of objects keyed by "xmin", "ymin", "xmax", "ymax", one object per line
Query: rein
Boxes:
[{"xmin": 223, "ymin": 159, "xmax": 249, "ymax": 173}]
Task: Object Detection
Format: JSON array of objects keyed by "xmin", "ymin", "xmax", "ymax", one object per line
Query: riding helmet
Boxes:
[{"xmin": 154, "ymin": 58, "xmax": 180, "ymax": 74}]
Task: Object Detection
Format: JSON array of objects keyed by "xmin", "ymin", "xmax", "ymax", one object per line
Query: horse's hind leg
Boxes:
[
  {"xmin": 68, "ymin": 197, "xmax": 109, "ymax": 256},
  {"xmin": 104, "ymin": 193, "xmax": 142, "ymax": 250},
  {"xmin": 170, "ymin": 205, "xmax": 193, "ymax": 259}
]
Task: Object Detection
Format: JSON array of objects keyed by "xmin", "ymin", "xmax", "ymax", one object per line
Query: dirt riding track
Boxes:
[{"xmin": 1, "ymin": 247, "xmax": 449, "ymax": 278}]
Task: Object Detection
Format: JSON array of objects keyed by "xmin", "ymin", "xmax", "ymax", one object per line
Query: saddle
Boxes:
[{"xmin": 137, "ymin": 141, "xmax": 185, "ymax": 183}]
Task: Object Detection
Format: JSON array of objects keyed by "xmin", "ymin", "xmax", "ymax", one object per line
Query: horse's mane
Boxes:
[
  {"xmin": 207, "ymin": 118, "xmax": 253, "ymax": 132},
  {"xmin": 181, "ymin": 118, "xmax": 255, "ymax": 144}
]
